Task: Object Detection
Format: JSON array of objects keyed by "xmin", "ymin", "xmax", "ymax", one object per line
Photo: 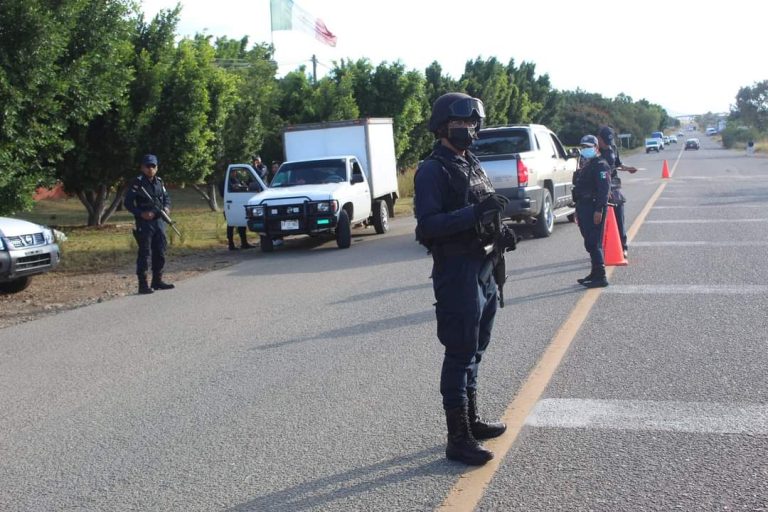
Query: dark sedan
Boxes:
[{"xmin": 685, "ymin": 138, "xmax": 700, "ymax": 150}]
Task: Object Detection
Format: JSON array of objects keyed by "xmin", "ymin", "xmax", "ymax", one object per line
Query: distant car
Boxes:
[
  {"xmin": 0, "ymin": 217, "xmax": 61, "ymax": 293},
  {"xmin": 645, "ymin": 138, "xmax": 662, "ymax": 153},
  {"xmin": 678, "ymin": 132, "xmax": 684, "ymax": 137},
  {"xmin": 668, "ymin": 135, "xmax": 678, "ymax": 143},
  {"xmin": 663, "ymin": 136, "xmax": 670, "ymax": 145},
  {"xmin": 706, "ymin": 127, "xmax": 717, "ymax": 136},
  {"xmin": 685, "ymin": 138, "xmax": 700, "ymax": 150}
]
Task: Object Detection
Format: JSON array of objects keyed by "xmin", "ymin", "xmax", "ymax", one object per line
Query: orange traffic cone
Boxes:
[
  {"xmin": 603, "ymin": 205, "xmax": 628, "ymax": 266},
  {"xmin": 661, "ymin": 159, "xmax": 670, "ymax": 179}
]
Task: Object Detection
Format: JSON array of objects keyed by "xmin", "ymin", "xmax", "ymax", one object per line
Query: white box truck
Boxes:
[{"xmin": 242, "ymin": 118, "xmax": 399, "ymax": 251}]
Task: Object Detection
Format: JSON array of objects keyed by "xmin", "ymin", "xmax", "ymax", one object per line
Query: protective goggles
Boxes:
[{"xmin": 447, "ymin": 97, "xmax": 485, "ymax": 119}]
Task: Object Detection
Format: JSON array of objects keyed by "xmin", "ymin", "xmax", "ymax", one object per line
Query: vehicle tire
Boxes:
[
  {"xmin": 260, "ymin": 235, "xmax": 274, "ymax": 253},
  {"xmin": 336, "ymin": 209, "xmax": 351, "ymax": 249},
  {"xmin": 0, "ymin": 276, "xmax": 31, "ymax": 294},
  {"xmin": 533, "ymin": 190, "xmax": 554, "ymax": 238},
  {"xmin": 372, "ymin": 199, "xmax": 389, "ymax": 234}
]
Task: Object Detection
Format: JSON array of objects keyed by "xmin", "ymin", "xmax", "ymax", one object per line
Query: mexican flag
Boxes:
[{"xmin": 270, "ymin": 0, "xmax": 337, "ymax": 47}]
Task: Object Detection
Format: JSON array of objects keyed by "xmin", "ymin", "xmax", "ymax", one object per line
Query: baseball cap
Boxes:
[
  {"xmin": 141, "ymin": 154, "xmax": 158, "ymax": 166},
  {"xmin": 598, "ymin": 126, "xmax": 614, "ymax": 144},
  {"xmin": 580, "ymin": 135, "xmax": 599, "ymax": 147}
]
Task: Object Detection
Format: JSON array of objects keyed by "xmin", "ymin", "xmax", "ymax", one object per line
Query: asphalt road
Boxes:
[{"xmin": 1, "ymin": 133, "xmax": 766, "ymax": 511}]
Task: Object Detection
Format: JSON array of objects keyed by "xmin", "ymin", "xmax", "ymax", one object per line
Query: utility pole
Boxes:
[{"xmin": 311, "ymin": 54, "xmax": 318, "ymax": 85}]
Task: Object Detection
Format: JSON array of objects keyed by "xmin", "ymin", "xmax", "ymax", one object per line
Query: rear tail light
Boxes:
[{"xmin": 517, "ymin": 158, "xmax": 529, "ymax": 187}]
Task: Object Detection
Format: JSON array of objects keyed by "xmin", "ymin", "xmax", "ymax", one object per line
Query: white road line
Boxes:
[
  {"xmin": 656, "ymin": 195, "xmax": 766, "ymax": 201},
  {"xmin": 645, "ymin": 218, "xmax": 768, "ymax": 223},
  {"xmin": 633, "ymin": 241, "xmax": 768, "ymax": 247},
  {"xmin": 653, "ymin": 205, "xmax": 765, "ymax": 209},
  {"xmin": 605, "ymin": 285, "xmax": 768, "ymax": 294},
  {"xmin": 526, "ymin": 399, "xmax": 768, "ymax": 435}
]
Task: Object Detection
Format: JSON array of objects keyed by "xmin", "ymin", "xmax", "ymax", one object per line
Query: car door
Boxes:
[
  {"xmin": 548, "ymin": 131, "xmax": 575, "ymax": 208},
  {"xmin": 349, "ymin": 159, "xmax": 371, "ymax": 223},
  {"xmin": 224, "ymin": 165, "xmax": 268, "ymax": 227}
]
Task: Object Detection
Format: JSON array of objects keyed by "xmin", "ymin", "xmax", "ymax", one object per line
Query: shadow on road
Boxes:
[
  {"xmin": 226, "ymin": 446, "xmax": 458, "ymax": 512},
  {"xmin": 254, "ymin": 309, "xmax": 434, "ymax": 351}
]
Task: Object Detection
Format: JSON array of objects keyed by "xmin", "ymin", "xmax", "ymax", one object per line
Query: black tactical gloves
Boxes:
[
  {"xmin": 475, "ymin": 193, "xmax": 509, "ymax": 221},
  {"xmin": 500, "ymin": 225, "xmax": 518, "ymax": 251}
]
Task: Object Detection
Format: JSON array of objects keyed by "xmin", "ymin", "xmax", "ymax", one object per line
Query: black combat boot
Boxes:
[
  {"xmin": 228, "ymin": 241, "xmax": 239, "ymax": 251},
  {"xmin": 467, "ymin": 389, "xmax": 507, "ymax": 440},
  {"xmin": 577, "ymin": 265, "xmax": 597, "ymax": 285},
  {"xmin": 445, "ymin": 404, "xmax": 494, "ymax": 466},
  {"xmin": 240, "ymin": 241, "xmax": 256, "ymax": 249},
  {"xmin": 137, "ymin": 274, "xmax": 154, "ymax": 295},
  {"xmin": 151, "ymin": 273, "xmax": 175, "ymax": 290},
  {"xmin": 584, "ymin": 265, "xmax": 608, "ymax": 288}
]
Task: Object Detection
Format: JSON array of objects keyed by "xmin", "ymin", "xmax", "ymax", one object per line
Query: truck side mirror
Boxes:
[
  {"xmin": 568, "ymin": 148, "xmax": 580, "ymax": 158},
  {"xmin": 351, "ymin": 174, "xmax": 364, "ymax": 184}
]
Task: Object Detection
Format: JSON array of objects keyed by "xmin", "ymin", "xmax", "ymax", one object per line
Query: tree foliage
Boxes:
[{"xmin": 3, "ymin": 8, "xmax": 686, "ymax": 220}]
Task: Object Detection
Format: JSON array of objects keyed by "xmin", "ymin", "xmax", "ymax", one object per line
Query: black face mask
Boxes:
[{"xmin": 448, "ymin": 126, "xmax": 477, "ymax": 151}]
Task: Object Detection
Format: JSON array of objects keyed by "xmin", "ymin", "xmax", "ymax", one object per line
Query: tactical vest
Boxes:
[{"xmin": 415, "ymin": 149, "xmax": 495, "ymax": 250}]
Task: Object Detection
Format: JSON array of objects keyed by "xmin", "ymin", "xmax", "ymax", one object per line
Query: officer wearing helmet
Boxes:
[
  {"xmin": 572, "ymin": 134, "xmax": 611, "ymax": 288},
  {"xmin": 414, "ymin": 92, "xmax": 510, "ymax": 466}
]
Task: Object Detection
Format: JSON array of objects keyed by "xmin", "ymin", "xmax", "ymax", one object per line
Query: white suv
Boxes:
[{"xmin": 0, "ymin": 217, "xmax": 61, "ymax": 293}]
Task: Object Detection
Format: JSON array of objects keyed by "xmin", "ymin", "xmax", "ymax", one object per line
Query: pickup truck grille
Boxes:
[
  {"xmin": 7, "ymin": 233, "xmax": 45, "ymax": 248},
  {"xmin": 16, "ymin": 253, "xmax": 52, "ymax": 271}
]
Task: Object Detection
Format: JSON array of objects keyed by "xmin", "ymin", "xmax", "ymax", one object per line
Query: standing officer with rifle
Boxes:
[
  {"xmin": 124, "ymin": 154, "xmax": 176, "ymax": 295},
  {"xmin": 414, "ymin": 92, "xmax": 517, "ymax": 466}
]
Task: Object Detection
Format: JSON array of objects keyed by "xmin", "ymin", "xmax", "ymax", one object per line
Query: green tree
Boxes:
[
  {"xmin": 55, "ymin": 7, "xmax": 181, "ymax": 225},
  {"xmin": 731, "ymin": 80, "xmax": 768, "ymax": 132},
  {"xmin": 0, "ymin": 0, "xmax": 136, "ymax": 215},
  {"xmin": 461, "ymin": 57, "xmax": 511, "ymax": 127}
]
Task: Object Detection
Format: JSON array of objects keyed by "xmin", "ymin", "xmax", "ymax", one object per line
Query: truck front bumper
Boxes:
[
  {"xmin": 248, "ymin": 214, "xmax": 337, "ymax": 236},
  {"xmin": 0, "ymin": 243, "xmax": 60, "ymax": 283}
]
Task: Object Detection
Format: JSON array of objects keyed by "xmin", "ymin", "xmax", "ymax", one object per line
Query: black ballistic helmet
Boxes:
[{"xmin": 428, "ymin": 92, "xmax": 486, "ymax": 134}]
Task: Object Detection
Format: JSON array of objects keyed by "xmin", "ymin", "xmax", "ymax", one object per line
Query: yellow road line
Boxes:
[{"xmin": 437, "ymin": 158, "xmax": 680, "ymax": 512}]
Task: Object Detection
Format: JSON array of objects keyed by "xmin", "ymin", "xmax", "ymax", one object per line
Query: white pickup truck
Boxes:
[
  {"xmin": 0, "ymin": 217, "xmax": 61, "ymax": 293},
  {"xmin": 224, "ymin": 118, "xmax": 400, "ymax": 251},
  {"xmin": 470, "ymin": 124, "xmax": 579, "ymax": 237}
]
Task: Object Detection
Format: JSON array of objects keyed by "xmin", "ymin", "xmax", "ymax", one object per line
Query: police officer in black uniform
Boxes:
[
  {"xmin": 124, "ymin": 154, "xmax": 175, "ymax": 294},
  {"xmin": 414, "ymin": 92, "xmax": 511, "ymax": 466},
  {"xmin": 598, "ymin": 126, "xmax": 637, "ymax": 257},
  {"xmin": 572, "ymin": 135, "xmax": 611, "ymax": 288}
]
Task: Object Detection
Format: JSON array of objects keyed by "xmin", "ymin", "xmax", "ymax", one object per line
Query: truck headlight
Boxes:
[
  {"xmin": 43, "ymin": 229, "xmax": 54, "ymax": 244},
  {"xmin": 316, "ymin": 200, "xmax": 338, "ymax": 213},
  {"xmin": 249, "ymin": 205, "xmax": 265, "ymax": 218}
]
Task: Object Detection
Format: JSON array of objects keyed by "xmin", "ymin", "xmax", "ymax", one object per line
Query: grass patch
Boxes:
[
  {"xmin": 15, "ymin": 185, "xmax": 419, "ymax": 274},
  {"xmin": 14, "ymin": 188, "xmax": 228, "ymax": 275}
]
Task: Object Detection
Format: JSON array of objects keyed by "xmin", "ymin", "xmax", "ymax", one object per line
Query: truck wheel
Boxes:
[
  {"xmin": 336, "ymin": 209, "xmax": 352, "ymax": 249},
  {"xmin": 533, "ymin": 190, "xmax": 554, "ymax": 238},
  {"xmin": 0, "ymin": 276, "xmax": 31, "ymax": 294},
  {"xmin": 260, "ymin": 235, "xmax": 274, "ymax": 253},
  {"xmin": 372, "ymin": 199, "xmax": 389, "ymax": 234}
]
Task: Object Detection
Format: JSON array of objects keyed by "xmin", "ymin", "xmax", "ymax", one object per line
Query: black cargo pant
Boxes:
[
  {"xmin": 432, "ymin": 251, "xmax": 498, "ymax": 410},
  {"xmin": 134, "ymin": 219, "xmax": 166, "ymax": 276},
  {"xmin": 576, "ymin": 201, "xmax": 606, "ymax": 267}
]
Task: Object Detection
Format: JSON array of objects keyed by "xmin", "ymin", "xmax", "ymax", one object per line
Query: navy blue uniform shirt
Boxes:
[
  {"xmin": 414, "ymin": 144, "xmax": 482, "ymax": 240},
  {"xmin": 124, "ymin": 175, "xmax": 171, "ymax": 218},
  {"xmin": 574, "ymin": 157, "xmax": 611, "ymax": 212}
]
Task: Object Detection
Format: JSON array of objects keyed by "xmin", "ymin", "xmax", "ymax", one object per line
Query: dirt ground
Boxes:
[{"xmin": 0, "ymin": 247, "xmax": 251, "ymax": 330}]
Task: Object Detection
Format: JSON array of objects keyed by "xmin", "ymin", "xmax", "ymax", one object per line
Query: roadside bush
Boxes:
[
  {"xmin": 720, "ymin": 125, "xmax": 761, "ymax": 149},
  {"xmin": 398, "ymin": 167, "xmax": 416, "ymax": 198}
]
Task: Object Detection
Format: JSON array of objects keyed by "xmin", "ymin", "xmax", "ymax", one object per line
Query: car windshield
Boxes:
[
  {"xmin": 471, "ymin": 129, "xmax": 531, "ymax": 156},
  {"xmin": 270, "ymin": 159, "xmax": 347, "ymax": 187}
]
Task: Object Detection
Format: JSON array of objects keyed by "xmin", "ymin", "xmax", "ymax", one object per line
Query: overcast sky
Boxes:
[{"xmin": 140, "ymin": 0, "xmax": 766, "ymax": 116}]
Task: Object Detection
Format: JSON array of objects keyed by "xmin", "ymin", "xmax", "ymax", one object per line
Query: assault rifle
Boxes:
[
  {"xmin": 478, "ymin": 211, "xmax": 518, "ymax": 308},
  {"xmin": 139, "ymin": 185, "xmax": 182, "ymax": 237}
]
